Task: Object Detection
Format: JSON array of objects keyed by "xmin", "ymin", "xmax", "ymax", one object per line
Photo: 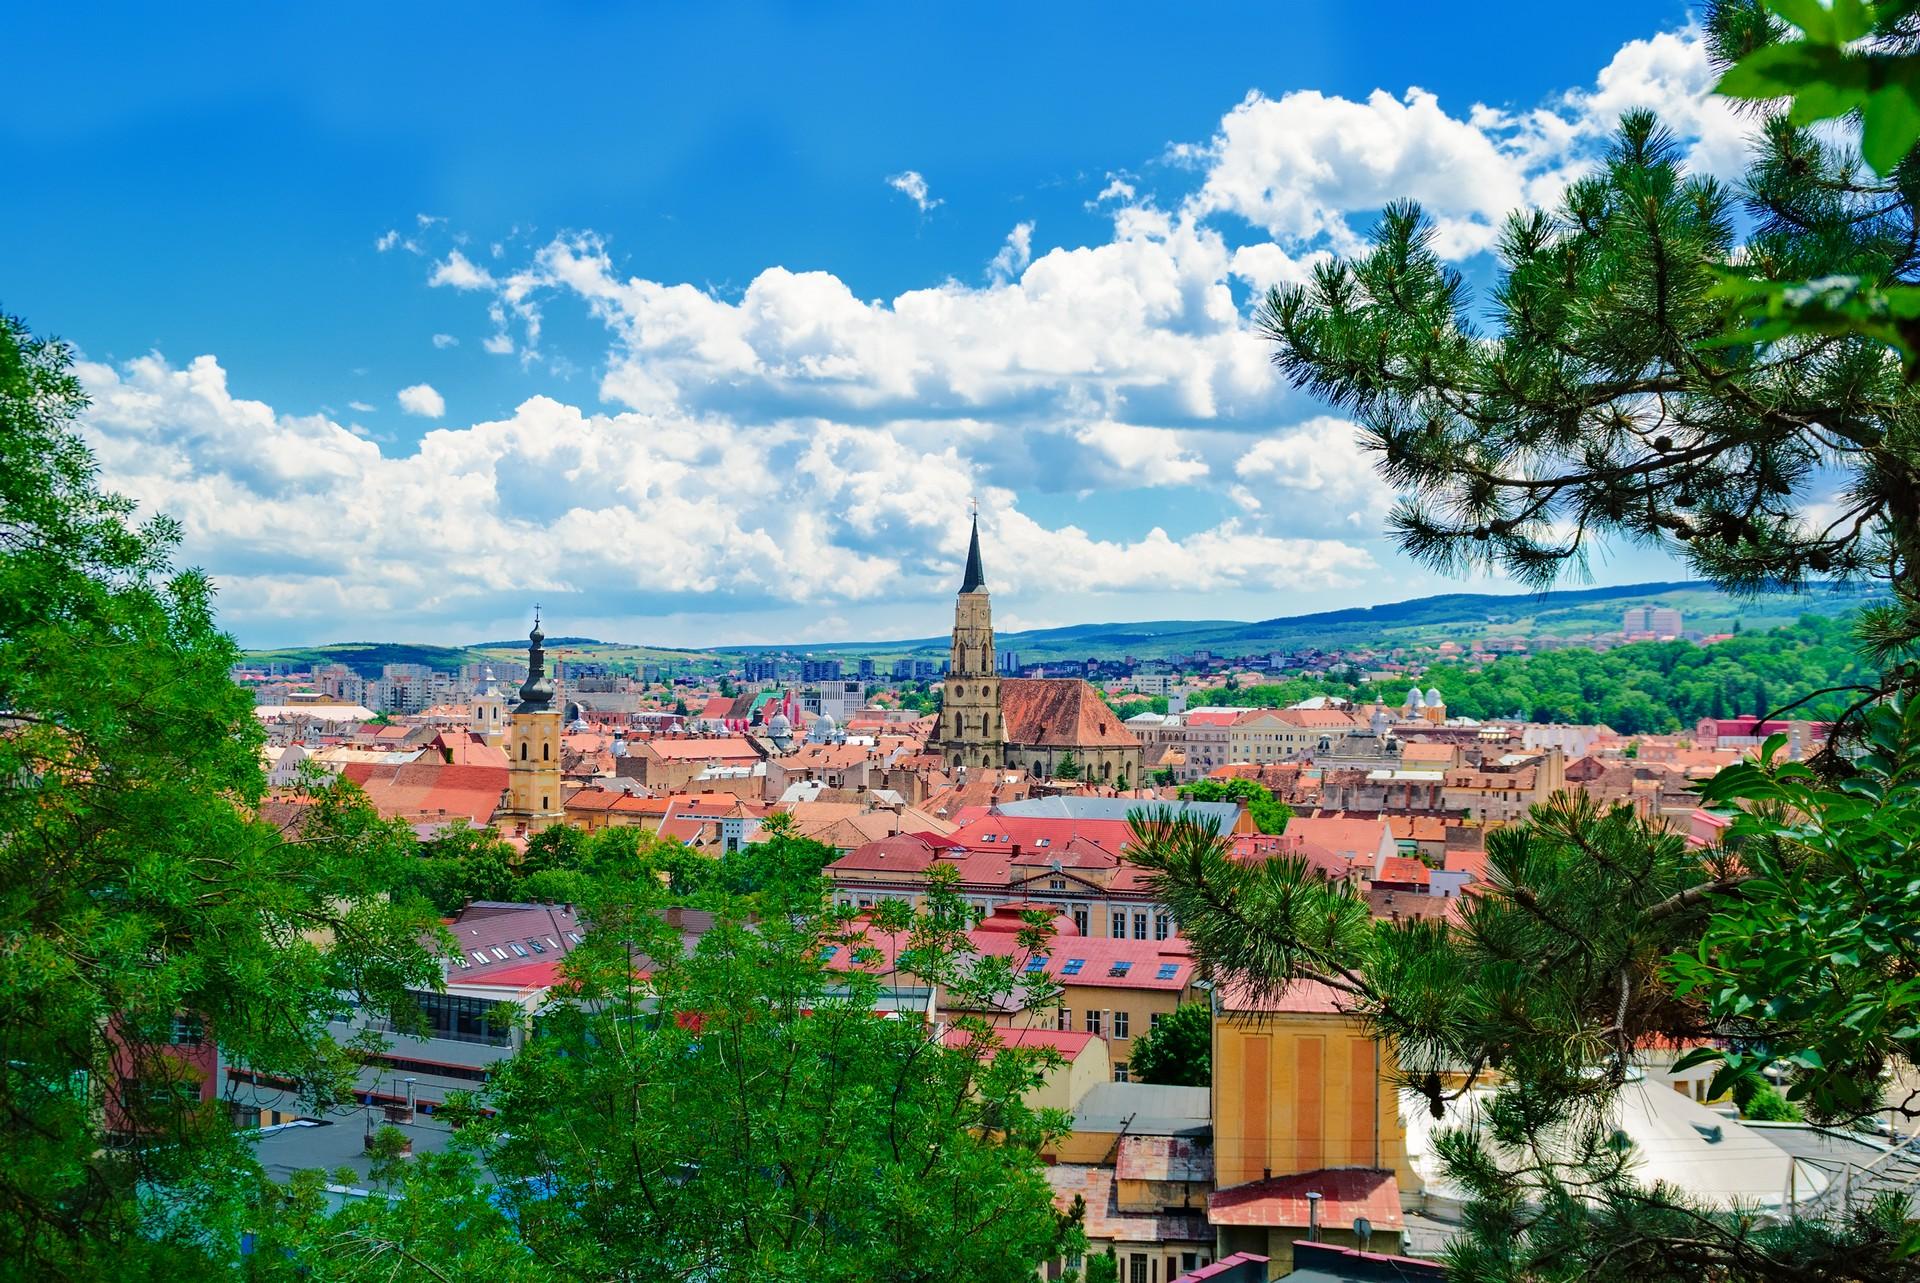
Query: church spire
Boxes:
[
  {"xmin": 959, "ymin": 510, "xmax": 986, "ymax": 594},
  {"xmin": 517, "ymin": 607, "xmax": 554, "ymax": 710}
]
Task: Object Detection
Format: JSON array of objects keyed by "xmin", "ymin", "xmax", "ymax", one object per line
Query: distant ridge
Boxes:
[
  {"xmin": 470, "ymin": 635, "xmax": 606, "ymax": 649},
  {"xmin": 733, "ymin": 578, "xmax": 1881, "ymax": 661},
  {"xmin": 245, "ymin": 579, "xmax": 1882, "ymax": 672}
]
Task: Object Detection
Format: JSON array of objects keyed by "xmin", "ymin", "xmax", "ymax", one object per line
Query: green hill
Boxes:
[{"xmin": 245, "ymin": 580, "xmax": 1886, "ymax": 674}]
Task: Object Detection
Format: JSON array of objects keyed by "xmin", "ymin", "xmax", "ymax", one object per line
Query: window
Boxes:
[
  {"xmin": 1024, "ymin": 956, "xmax": 1048, "ymax": 973},
  {"xmin": 414, "ymin": 990, "xmax": 513, "ymax": 1047},
  {"xmin": 1113, "ymin": 1010, "xmax": 1129, "ymax": 1039},
  {"xmin": 471, "ymin": 951, "xmax": 488, "ymax": 965},
  {"xmin": 566, "ymin": 931, "xmax": 584, "ymax": 944},
  {"xmin": 1085, "ymin": 1010, "xmax": 1103, "ymax": 1036},
  {"xmin": 508, "ymin": 941, "xmax": 529, "ymax": 957},
  {"xmin": 543, "ymin": 742, "xmax": 550, "ymax": 760},
  {"xmin": 1057, "ymin": 1007, "xmax": 1071, "ymax": 1031},
  {"xmin": 1108, "ymin": 960, "xmax": 1133, "ymax": 978},
  {"xmin": 168, "ymin": 1014, "xmax": 204, "ymax": 1046},
  {"xmin": 526, "ymin": 939, "xmax": 546, "ymax": 954},
  {"xmin": 1133, "ymin": 911, "xmax": 1149, "ymax": 940},
  {"xmin": 819, "ymin": 946, "xmax": 839, "ymax": 961},
  {"xmin": 453, "ymin": 953, "xmax": 470, "ymax": 970},
  {"xmin": 1150, "ymin": 1012, "xmax": 1164, "ymax": 1030},
  {"xmin": 1049, "ymin": 876, "xmax": 1066, "ymax": 891},
  {"xmin": 542, "ymin": 796, "xmax": 549, "ymax": 811},
  {"xmin": 1111, "ymin": 911, "xmax": 1126, "ymax": 938},
  {"xmin": 1036, "ymin": 837, "xmax": 1051, "ymax": 848},
  {"xmin": 1155, "ymin": 962, "xmax": 1179, "ymax": 981},
  {"xmin": 520, "ymin": 742, "xmax": 527, "ymax": 760},
  {"xmin": 1114, "ymin": 1063, "xmax": 1131, "ymax": 1084},
  {"xmin": 1072, "ymin": 906, "xmax": 1089, "ymax": 934},
  {"xmin": 491, "ymin": 947, "xmax": 508, "ymax": 960},
  {"xmin": 1154, "ymin": 913, "xmax": 1171, "ymax": 940}
]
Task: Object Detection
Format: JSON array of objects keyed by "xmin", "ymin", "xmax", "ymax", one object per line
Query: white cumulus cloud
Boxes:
[
  {"xmin": 396, "ymin": 383, "xmax": 446, "ymax": 418},
  {"xmin": 886, "ymin": 170, "xmax": 942, "ymax": 212}
]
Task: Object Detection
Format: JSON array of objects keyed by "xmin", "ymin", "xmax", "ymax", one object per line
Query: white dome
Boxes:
[
  {"xmin": 768, "ymin": 712, "xmax": 792, "ymax": 735},
  {"xmin": 1425, "ymin": 687, "xmax": 1444, "ymax": 706},
  {"xmin": 1406, "ymin": 688, "xmax": 1425, "ymax": 710}
]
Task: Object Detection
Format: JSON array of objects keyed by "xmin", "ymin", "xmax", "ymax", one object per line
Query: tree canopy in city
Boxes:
[{"xmin": 0, "ymin": 313, "xmax": 444, "ymax": 1278}]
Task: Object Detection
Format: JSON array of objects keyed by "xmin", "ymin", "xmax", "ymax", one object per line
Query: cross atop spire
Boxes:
[{"xmin": 959, "ymin": 508, "xmax": 986, "ymax": 594}]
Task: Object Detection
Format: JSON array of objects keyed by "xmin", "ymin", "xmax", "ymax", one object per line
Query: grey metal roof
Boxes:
[
  {"xmin": 1073, "ymin": 1081, "xmax": 1212, "ymax": 1136},
  {"xmin": 996, "ymin": 797, "xmax": 1240, "ymax": 826}
]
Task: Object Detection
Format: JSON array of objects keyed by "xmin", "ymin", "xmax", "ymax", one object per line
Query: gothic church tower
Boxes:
[{"xmin": 935, "ymin": 514, "xmax": 1004, "ymax": 770}]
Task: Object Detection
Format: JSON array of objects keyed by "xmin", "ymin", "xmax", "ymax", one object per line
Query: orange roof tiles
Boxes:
[
  {"xmin": 340, "ymin": 760, "xmax": 508, "ymax": 825},
  {"xmin": 1000, "ymin": 678, "xmax": 1141, "ymax": 748}
]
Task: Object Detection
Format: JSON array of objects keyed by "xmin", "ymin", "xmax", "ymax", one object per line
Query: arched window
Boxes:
[
  {"xmin": 520, "ymin": 742, "xmax": 528, "ymax": 761},
  {"xmin": 543, "ymin": 742, "xmax": 550, "ymax": 761},
  {"xmin": 542, "ymin": 795, "xmax": 549, "ymax": 811}
]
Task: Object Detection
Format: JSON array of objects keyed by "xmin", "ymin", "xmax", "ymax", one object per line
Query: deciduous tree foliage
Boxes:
[
  {"xmin": 1175, "ymin": 777, "xmax": 1292, "ymax": 834},
  {"xmin": 1126, "ymin": 1002, "xmax": 1211, "ymax": 1087},
  {"xmin": 0, "ymin": 314, "xmax": 443, "ymax": 1278}
]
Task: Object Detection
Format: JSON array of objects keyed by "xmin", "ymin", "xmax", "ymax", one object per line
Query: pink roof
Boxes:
[
  {"xmin": 1207, "ymin": 1169, "xmax": 1402, "ymax": 1230},
  {"xmin": 457, "ymin": 959, "xmax": 565, "ymax": 992},
  {"xmin": 945, "ymin": 813, "xmax": 1135, "ymax": 856},
  {"xmin": 1175, "ymin": 1253, "xmax": 1269, "ymax": 1282},
  {"xmin": 1217, "ymin": 977, "xmax": 1350, "ymax": 1015},
  {"xmin": 942, "ymin": 1026, "xmax": 1098, "ymax": 1056},
  {"xmin": 1705, "ymin": 717, "xmax": 1829, "ymax": 738},
  {"xmin": 969, "ymin": 931, "xmax": 1193, "ymax": 991}
]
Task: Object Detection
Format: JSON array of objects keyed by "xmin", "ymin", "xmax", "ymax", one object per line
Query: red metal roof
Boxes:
[{"xmin": 1207, "ymin": 1168, "xmax": 1402, "ymax": 1230}]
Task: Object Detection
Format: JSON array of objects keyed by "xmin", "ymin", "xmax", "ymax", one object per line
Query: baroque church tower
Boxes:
[
  {"xmin": 502, "ymin": 611, "xmax": 565, "ymax": 832},
  {"xmin": 935, "ymin": 514, "xmax": 1004, "ymax": 770}
]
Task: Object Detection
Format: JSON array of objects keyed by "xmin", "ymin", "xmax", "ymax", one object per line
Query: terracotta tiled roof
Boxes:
[
  {"xmin": 1207, "ymin": 1169, "xmax": 1401, "ymax": 1231},
  {"xmin": 1375, "ymin": 856, "xmax": 1431, "ymax": 887},
  {"xmin": 1000, "ymin": 678, "xmax": 1141, "ymax": 749},
  {"xmin": 340, "ymin": 760, "xmax": 508, "ymax": 825},
  {"xmin": 1281, "ymin": 816, "xmax": 1392, "ymax": 860},
  {"xmin": 641, "ymin": 736, "xmax": 760, "ymax": 762},
  {"xmin": 829, "ymin": 834, "xmax": 943, "ymax": 874}
]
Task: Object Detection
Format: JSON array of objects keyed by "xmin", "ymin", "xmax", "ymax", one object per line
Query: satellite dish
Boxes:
[{"xmin": 1352, "ymin": 1216, "xmax": 1373, "ymax": 1249}]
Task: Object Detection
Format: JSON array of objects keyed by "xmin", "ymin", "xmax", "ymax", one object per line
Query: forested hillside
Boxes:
[{"xmin": 1188, "ymin": 616, "xmax": 1871, "ymax": 734}]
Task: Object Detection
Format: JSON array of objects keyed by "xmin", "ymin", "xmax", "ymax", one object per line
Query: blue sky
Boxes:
[{"xmin": 2, "ymin": 2, "xmax": 1725, "ymax": 648}]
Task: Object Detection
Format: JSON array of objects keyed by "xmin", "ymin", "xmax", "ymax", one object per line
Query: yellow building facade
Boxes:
[{"xmin": 1209, "ymin": 981, "xmax": 1411, "ymax": 1275}]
